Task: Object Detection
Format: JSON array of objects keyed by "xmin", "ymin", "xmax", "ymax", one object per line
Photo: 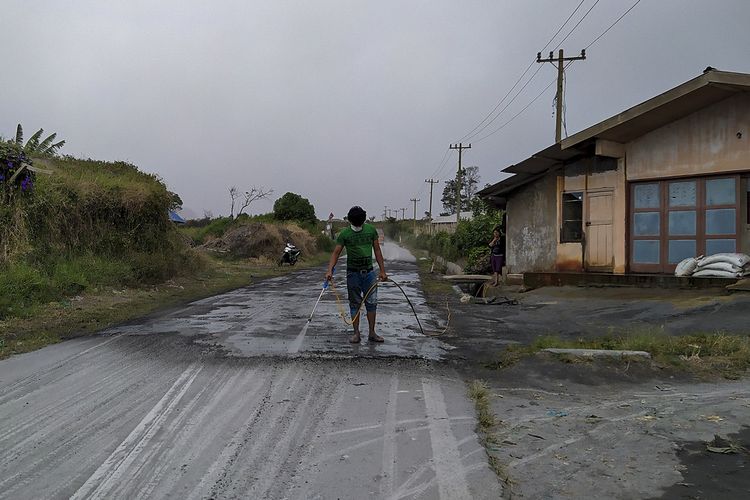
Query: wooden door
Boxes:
[{"xmin": 585, "ymin": 190, "xmax": 614, "ymax": 271}]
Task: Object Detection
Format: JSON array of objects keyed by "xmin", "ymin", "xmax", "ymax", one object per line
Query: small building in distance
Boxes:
[{"xmin": 430, "ymin": 211, "xmax": 474, "ymax": 234}]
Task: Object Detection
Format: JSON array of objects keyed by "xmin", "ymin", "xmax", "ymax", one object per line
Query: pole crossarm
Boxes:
[{"xmin": 536, "ymin": 48, "xmax": 586, "ymax": 143}]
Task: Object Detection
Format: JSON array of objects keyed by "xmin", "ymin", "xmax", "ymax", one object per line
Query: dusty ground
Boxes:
[
  {"xmin": 433, "ymin": 269, "xmax": 750, "ymax": 499},
  {"xmin": 463, "ymin": 357, "xmax": 750, "ymax": 499},
  {"xmin": 438, "ymin": 279, "xmax": 750, "ymax": 363}
]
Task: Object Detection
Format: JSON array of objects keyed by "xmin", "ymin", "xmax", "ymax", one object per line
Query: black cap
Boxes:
[{"xmin": 347, "ymin": 206, "xmax": 366, "ymax": 226}]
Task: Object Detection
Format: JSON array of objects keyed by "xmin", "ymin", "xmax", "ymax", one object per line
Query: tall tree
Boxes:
[
  {"xmin": 273, "ymin": 192, "xmax": 316, "ymax": 224},
  {"xmin": 441, "ymin": 165, "xmax": 479, "ymax": 214}
]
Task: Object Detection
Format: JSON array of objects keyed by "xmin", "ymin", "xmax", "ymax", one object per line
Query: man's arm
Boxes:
[
  {"xmin": 326, "ymin": 245, "xmax": 344, "ymax": 281},
  {"xmin": 373, "ymin": 239, "xmax": 387, "ymax": 281}
]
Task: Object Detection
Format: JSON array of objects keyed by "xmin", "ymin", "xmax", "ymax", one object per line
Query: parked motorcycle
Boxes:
[{"xmin": 279, "ymin": 242, "xmax": 301, "ymax": 266}]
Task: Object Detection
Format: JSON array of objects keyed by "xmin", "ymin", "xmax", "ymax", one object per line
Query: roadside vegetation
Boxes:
[
  {"xmin": 467, "ymin": 379, "xmax": 511, "ymax": 487},
  {"xmin": 0, "ymin": 127, "xmax": 335, "ymax": 358},
  {"xmin": 487, "ymin": 330, "xmax": 750, "ymax": 379},
  {"xmin": 385, "ymin": 199, "xmax": 504, "ymax": 274}
]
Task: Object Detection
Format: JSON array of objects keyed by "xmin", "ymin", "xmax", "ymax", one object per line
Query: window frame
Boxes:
[
  {"xmin": 560, "ymin": 191, "xmax": 584, "ymax": 243},
  {"xmin": 629, "ymin": 175, "xmax": 741, "ymax": 274}
]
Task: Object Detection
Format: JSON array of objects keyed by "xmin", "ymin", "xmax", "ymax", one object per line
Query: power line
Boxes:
[
  {"xmin": 418, "ymin": 148, "xmax": 453, "ymax": 198},
  {"xmin": 472, "ymin": 0, "xmax": 642, "ymax": 145},
  {"xmin": 553, "ymin": 0, "xmax": 602, "ymax": 50},
  {"xmin": 457, "ymin": 0, "xmax": 587, "ymax": 143},
  {"xmin": 585, "ymin": 0, "xmax": 643, "ymax": 49},
  {"xmin": 474, "ymin": 61, "xmax": 576, "ymax": 144},
  {"xmin": 460, "ymin": 64, "xmax": 545, "ymax": 142}
]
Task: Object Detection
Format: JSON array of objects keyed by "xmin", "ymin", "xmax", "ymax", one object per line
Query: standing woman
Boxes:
[{"xmin": 489, "ymin": 227, "xmax": 505, "ymax": 286}]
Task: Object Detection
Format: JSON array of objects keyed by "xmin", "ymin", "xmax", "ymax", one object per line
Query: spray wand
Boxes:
[{"xmin": 307, "ymin": 267, "xmax": 332, "ymax": 323}]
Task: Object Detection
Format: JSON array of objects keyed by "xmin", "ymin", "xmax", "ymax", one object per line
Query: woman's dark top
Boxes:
[{"xmin": 490, "ymin": 234, "xmax": 505, "ymax": 256}]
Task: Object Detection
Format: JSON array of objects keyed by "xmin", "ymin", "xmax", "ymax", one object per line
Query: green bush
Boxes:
[
  {"xmin": 315, "ymin": 233, "xmax": 336, "ymax": 253},
  {"xmin": 0, "ymin": 262, "xmax": 55, "ymax": 318},
  {"xmin": 465, "ymin": 247, "xmax": 491, "ymax": 274}
]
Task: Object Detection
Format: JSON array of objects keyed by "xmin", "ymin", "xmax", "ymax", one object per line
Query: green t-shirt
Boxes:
[{"xmin": 336, "ymin": 224, "xmax": 379, "ymax": 271}]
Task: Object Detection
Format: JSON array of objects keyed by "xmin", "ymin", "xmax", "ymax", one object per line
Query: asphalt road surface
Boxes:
[{"xmin": 0, "ymin": 245, "xmax": 502, "ymax": 499}]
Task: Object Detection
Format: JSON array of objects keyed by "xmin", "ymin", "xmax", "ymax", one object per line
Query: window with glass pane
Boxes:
[
  {"xmin": 706, "ymin": 239, "xmax": 736, "ymax": 255},
  {"xmin": 706, "ymin": 178, "xmax": 736, "ymax": 205},
  {"xmin": 668, "ymin": 211, "xmax": 696, "ymax": 235},
  {"xmin": 706, "ymin": 208, "xmax": 736, "ymax": 234},
  {"xmin": 669, "ymin": 181, "xmax": 696, "ymax": 207},
  {"xmin": 633, "ymin": 240, "xmax": 660, "ymax": 264},
  {"xmin": 634, "ymin": 184, "xmax": 660, "ymax": 208},
  {"xmin": 668, "ymin": 240, "xmax": 696, "ymax": 264},
  {"xmin": 561, "ymin": 192, "xmax": 583, "ymax": 242},
  {"xmin": 634, "ymin": 212, "xmax": 660, "ymax": 236}
]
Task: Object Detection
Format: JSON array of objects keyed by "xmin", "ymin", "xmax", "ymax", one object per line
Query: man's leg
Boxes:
[
  {"xmin": 348, "ymin": 272, "xmax": 362, "ymax": 343},
  {"xmin": 363, "ymin": 271, "xmax": 383, "ymax": 342},
  {"xmin": 351, "ymin": 309, "xmax": 362, "ymax": 343},
  {"xmin": 366, "ymin": 311, "xmax": 383, "ymax": 342}
]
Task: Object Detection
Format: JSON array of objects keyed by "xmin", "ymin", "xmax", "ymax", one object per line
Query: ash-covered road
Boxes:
[{"xmin": 0, "ymin": 244, "xmax": 502, "ymax": 499}]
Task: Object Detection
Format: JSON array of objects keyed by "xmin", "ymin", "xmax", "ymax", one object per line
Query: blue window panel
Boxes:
[
  {"xmin": 706, "ymin": 208, "xmax": 736, "ymax": 235},
  {"xmin": 668, "ymin": 240, "xmax": 696, "ymax": 264},
  {"xmin": 634, "ymin": 212, "xmax": 660, "ymax": 236},
  {"xmin": 668, "ymin": 211, "xmax": 696, "ymax": 235},
  {"xmin": 706, "ymin": 239, "xmax": 736, "ymax": 255},
  {"xmin": 669, "ymin": 181, "xmax": 696, "ymax": 207},
  {"xmin": 633, "ymin": 240, "xmax": 660, "ymax": 264},
  {"xmin": 634, "ymin": 184, "xmax": 660, "ymax": 209},
  {"xmin": 706, "ymin": 178, "xmax": 736, "ymax": 206}
]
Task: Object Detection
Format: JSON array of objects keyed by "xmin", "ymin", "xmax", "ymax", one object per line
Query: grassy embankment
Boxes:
[
  {"xmin": 0, "ymin": 156, "xmax": 331, "ymax": 359},
  {"xmin": 487, "ymin": 331, "xmax": 750, "ymax": 380}
]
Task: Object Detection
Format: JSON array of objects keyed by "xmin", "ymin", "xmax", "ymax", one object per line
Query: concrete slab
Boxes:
[{"xmin": 543, "ymin": 348, "xmax": 652, "ymax": 359}]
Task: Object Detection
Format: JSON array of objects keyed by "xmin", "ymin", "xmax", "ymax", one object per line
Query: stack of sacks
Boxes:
[{"xmin": 676, "ymin": 253, "xmax": 750, "ymax": 278}]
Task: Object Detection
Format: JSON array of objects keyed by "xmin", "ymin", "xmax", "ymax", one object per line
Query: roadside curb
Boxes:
[{"xmin": 542, "ymin": 348, "xmax": 652, "ymax": 359}]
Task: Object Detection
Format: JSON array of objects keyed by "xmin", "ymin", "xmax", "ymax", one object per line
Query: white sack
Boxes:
[
  {"xmin": 698, "ymin": 253, "xmax": 750, "ymax": 268},
  {"xmin": 674, "ymin": 257, "xmax": 699, "ymax": 277},
  {"xmin": 692, "ymin": 268, "xmax": 743, "ymax": 278},
  {"xmin": 695, "ymin": 262, "xmax": 744, "ymax": 273}
]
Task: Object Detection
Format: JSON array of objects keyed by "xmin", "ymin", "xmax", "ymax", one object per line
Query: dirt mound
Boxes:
[{"xmin": 200, "ymin": 222, "xmax": 317, "ymax": 260}]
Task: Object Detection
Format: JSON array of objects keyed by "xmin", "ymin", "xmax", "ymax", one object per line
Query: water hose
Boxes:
[{"xmin": 320, "ymin": 276, "xmax": 451, "ymax": 337}]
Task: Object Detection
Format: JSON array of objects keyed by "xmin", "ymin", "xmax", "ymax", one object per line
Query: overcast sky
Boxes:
[{"xmin": 3, "ymin": 0, "xmax": 749, "ymax": 220}]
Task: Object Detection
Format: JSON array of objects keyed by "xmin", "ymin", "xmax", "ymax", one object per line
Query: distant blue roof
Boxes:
[{"xmin": 169, "ymin": 210, "xmax": 186, "ymax": 224}]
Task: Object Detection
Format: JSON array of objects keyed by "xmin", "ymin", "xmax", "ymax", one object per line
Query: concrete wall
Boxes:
[
  {"xmin": 743, "ymin": 176, "xmax": 750, "ymax": 254},
  {"xmin": 627, "ymin": 93, "xmax": 750, "ymax": 181},
  {"xmin": 506, "ymin": 171, "xmax": 557, "ymax": 273}
]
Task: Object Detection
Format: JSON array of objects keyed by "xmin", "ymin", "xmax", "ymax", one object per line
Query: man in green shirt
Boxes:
[{"xmin": 325, "ymin": 206, "xmax": 387, "ymax": 343}]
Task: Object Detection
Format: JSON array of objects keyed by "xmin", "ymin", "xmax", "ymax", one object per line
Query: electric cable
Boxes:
[
  {"xmin": 552, "ymin": 0, "xmax": 602, "ymax": 51},
  {"xmin": 585, "ymin": 0, "xmax": 643, "ymax": 50},
  {"xmin": 457, "ymin": 0, "xmax": 587, "ymax": 143},
  {"xmin": 474, "ymin": 60, "xmax": 575, "ymax": 143}
]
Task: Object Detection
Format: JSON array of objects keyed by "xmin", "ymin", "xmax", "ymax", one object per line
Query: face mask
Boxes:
[{"xmin": 351, "ymin": 224, "xmax": 363, "ymax": 232}]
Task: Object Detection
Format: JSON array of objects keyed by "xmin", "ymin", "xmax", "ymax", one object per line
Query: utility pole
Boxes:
[
  {"xmin": 424, "ymin": 178, "xmax": 438, "ymax": 227},
  {"xmin": 536, "ymin": 48, "xmax": 586, "ymax": 143},
  {"xmin": 449, "ymin": 143, "xmax": 471, "ymax": 223},
  {"xmin": 400, "ymin": 207, "xmax": 406, "ymax": 220},
  {"xmin": 383, "ymin": 206, "xmax": 388, "ymax": 221},
  {"xmin": 410, "ymin": 197, "xmax": 420, "ymax": 231}
]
